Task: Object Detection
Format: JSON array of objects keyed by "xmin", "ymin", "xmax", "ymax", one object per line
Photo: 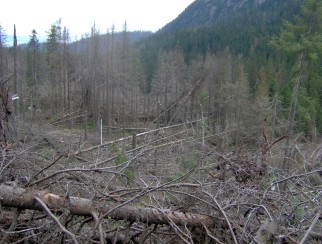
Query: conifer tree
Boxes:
[
  {"xmin": 272, "ymin": 0, "xmax": 321, "ymax": 136},
  {"xmin": 46, "ymin": 19, "xmax": 62, "ymax": 115},
  {"xmin": 27, "ymin": 29, "xmax": 40, "ymax": 119},
  {"xmin": 271, "ymin": 0, "xmax": 322, "ymax": 171}
]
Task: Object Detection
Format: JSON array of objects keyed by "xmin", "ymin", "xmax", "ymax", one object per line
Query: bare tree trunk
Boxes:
[
  {"xmin": 13, "ymin": 25, "xmax": 18, "ymax": 133},
  {"xmin": 84, "ymin": 88, "xmax": 89, "ymax": 141},
  {"xmin": 105, "ymin": 29, "xmax": 111, "ymax": 139},
  {"xmin": 0, "ymin": 80, "xmax": 10, "ymax": 148},
  {"xmin": 0, "ymin": 184, "xmax": 223, "ymax": 228}
]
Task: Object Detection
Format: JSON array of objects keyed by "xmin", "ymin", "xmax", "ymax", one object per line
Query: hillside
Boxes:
[
  {"xmin": 159, "ymin": 0, "xmax": 303, "ymax": 55},
  {"xmin": 139, "ymin": 0, "xmax": 304, "ymax": 82},
  {"xmin": 137, "ymin": 0, "xmax": 321, "ymax": 134},
  {"xmin": 161, "ymin": 0, "xmax": 302, "ymax": 32}
]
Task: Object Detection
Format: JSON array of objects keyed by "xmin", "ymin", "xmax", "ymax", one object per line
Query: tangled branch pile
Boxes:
[{"xmin": 0, "ymin": 120, "xmax": 321, "ymax": 243}]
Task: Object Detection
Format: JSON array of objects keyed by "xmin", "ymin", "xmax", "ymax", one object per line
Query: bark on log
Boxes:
[{"xmin": 0, "ymin": 185, "xmax": 222, "ymax": 228}]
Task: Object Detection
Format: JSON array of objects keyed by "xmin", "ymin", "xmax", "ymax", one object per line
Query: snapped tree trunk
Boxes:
[
  {"xmin": 0, "ymin": 185, "xmax": 224, "ymax": 229},
  {"xmin": 0, "ymin": 79, "xmax": 11, "ymax": 148}
]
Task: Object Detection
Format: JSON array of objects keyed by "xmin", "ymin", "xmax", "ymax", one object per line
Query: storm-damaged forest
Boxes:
[{"xmin": 0, "ymin": 0, "xmax": 321, "ymax": 243}]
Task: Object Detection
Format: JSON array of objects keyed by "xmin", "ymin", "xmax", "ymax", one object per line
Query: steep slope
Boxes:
[
  {"xmin": 161, "ymin": 0, "xmax": 302, "ymax": 32},
  {"xmin": 138, "ymin": 0, "xmax": 303, "ymax": 82}
]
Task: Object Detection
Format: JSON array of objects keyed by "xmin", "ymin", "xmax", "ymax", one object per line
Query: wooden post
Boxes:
[
  {"xmin": 100, "ymin": 118, "xmax": 103, "ymax": 145},
  {"xmin": 132, "ymin": 133, "xmax": 137, "ymax": 149}
]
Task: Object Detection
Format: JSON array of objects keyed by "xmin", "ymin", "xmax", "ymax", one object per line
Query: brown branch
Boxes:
[
  {"xmin": 34, "ymin": 197, "xmax": 79, "ymax": 243},
  {"xmin": 266, "ymin": 169, "xmax": 322, "ymax": 191},
  {"xmin": 91, "ymin": 211, "xmax": 104, "ymax": 244},
  {"xmin": 299, "ymin": 209, "xmax": 322, "ymax": 244},
  {"xmin": 139, "ymin": 224, "xmax": 158, "ymax": 244},
  {"xmin": 204, "ymin": 191, "xmax": 238, "ymax": 244},
  {"xmin": 270, "ymin": 135, "xmax": 287, "ymax": 149},
  {"xmin": 154, "ymin": 207, "xmax": 193, "ymax": 244},
  {"xmin": 203, "ymin": 224, "xmax": 225, "ymax": 244},
  {"xmin": 26, "ymin": 154, "xmax": 66, "ymax": 186}
]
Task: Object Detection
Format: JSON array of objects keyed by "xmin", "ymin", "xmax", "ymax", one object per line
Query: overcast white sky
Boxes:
[{"xmin": 1, "ymin": 0, "xmax": 195, "ymax": 43}]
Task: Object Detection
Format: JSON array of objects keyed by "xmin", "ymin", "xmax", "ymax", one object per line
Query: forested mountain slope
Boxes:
[
  {"xmin": 162, "ymin": 0, "xmax": 302, "ymax": 32},
  {"xmin": 139, "ymin": 0, "xmax": 304, "ymax": 80},
  {"xmin": 138, "ymin": 0, "xmax": 322, "ymax": 136}
]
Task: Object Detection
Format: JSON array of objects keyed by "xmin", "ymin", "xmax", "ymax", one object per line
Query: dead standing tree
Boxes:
[{"xmin": 0, "ymin": 76, "xmax": 11, "ymax": 148}]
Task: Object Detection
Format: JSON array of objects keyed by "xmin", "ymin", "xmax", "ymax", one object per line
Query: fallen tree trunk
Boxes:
[
  {"xmin": 75, "ymin": 119, "xmax": 203, "ymax": 154},
  {"xmin": 0, "ymin": 185, "xmax": 222, "ymax": 228}
]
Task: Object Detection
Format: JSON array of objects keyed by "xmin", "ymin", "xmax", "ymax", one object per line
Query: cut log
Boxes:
[{"xmin": 0, "ymin": 185, "xmax": 223, "ymax": 228}]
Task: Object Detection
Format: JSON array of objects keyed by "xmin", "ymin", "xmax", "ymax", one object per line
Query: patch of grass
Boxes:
[
  {"xmin": 86, "ymin": 121, "xmax": 95, "ymax": 129},
  {"xmin": 111, "ymin": 220, "xmax": 125, "ymax": 229},
  {"xmin": 182, "ymin": 160, "xmax": 195, "ymax": 171},
  {"xmin": 288, "ymin": 195, "xmax": 306, "ymax": 227},
  {"xmin": 199, "ymin": 91, "xmax": 209, "ymax": 101},
  {"xmin": 108, "ymin": 143, "xmax": 117, "ymax": 153},
  {"xmin": 39, "ymin": 148, "xmax": 54, "ymax": 159},
  {"xmin": 229, "ymin": 143, "xmax": 236, "ymax": 151},
  {"xmin": 124, "ymin": 169, "xmax": 136, "ymax": 180},
  {"xmin": 179, "ymin": 155, "xmax": 195, "ymax": 171},
  {"xmin": 132, "ymin": 201, "xmax": 144, "ymax": 207},
  {"xmin": 173, "ymin": 171, "xmax": 185, "ymax": 180},
  {"xmin": 72, "ymin": 121, "xmax": 95, "ymax": 130},
  {"xmin": 114, "ymin": 148, "xmax": 128, "ymax": 166}
]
